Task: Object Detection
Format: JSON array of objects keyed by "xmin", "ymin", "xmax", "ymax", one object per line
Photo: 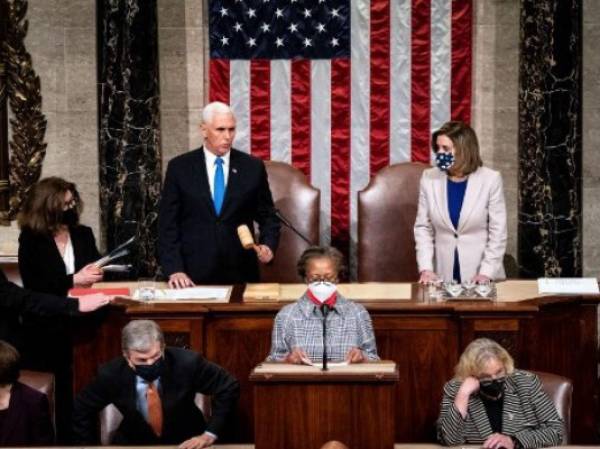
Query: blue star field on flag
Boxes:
[{"xmin": 209, "ymin": 0, "xmax": 350, "ymax": 59}]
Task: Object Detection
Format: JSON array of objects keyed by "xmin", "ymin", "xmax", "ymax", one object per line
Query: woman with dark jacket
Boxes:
[
  {"xmin": 18, "ymin": 177, "xmax": 103, "ymax": 296},
  {"xmin": 16, "ymin": 177, "xmax": 106, "ymax": 442}
]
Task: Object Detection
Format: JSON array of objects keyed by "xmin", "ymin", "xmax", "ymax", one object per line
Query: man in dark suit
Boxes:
[
  {"xmin": 158, "ymin": 101, "xmax": 280, "ymax": 287},
  {"xmin": 72, "ymin": 320, "xmax": 239, "ymax": 448}
]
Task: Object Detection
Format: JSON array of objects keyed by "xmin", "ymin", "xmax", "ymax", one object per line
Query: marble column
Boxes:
[
  {"xmin": 518, "ymin": 0, "xmax": 582, "ymax": 277},
  {"xmin": 98, "ymin": 0, "xmax": 162, "ymax": 277}
]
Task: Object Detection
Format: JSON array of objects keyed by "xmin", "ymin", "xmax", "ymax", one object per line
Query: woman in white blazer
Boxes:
[{"xmin": 414, "ymin": 121, "xmax": 507, "ymax": 283}]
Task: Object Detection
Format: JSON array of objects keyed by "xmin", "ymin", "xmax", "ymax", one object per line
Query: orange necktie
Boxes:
[{"xmin": 146, "ymin": 382, "xmax": 163, "ymax": 437}]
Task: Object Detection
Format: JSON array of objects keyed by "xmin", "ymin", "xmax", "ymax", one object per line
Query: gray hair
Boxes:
[
  {"xmin": 202, "ymin": 101, "xmax": 234, "ymax": 124},
  {"xmin": 121, "ymin": 320, "xmax": 164, "ymax": 352}
]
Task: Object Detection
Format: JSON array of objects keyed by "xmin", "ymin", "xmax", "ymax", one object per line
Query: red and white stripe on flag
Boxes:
[{"xmin": 209, "ymin": 0, "xmax": 472, "ymax": 259}]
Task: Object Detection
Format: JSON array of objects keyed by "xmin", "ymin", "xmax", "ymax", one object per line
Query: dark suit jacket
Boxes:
[
  {"xmin": 158, "ymin": 148, "xmax": 280, "ymax": 284},
  {"xmin": 72, "ymin": 346, "xmax": 240, "ymax": 445},
  {"xmin": 0, "ymin": 270, "xmax": 79, "ymax": 353},
  {"xmin": 0, "ymin": 381, "xmax": 54, "ymax": 445},
  {"xmin": 18, "ymin": 225, "xmax": 101, "ymax": 297},
  {"xmin": 17, "ymin": 225, "xmax": 100, "ymax": 371}
]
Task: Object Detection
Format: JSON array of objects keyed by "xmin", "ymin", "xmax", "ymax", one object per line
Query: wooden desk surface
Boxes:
[{"xmin": 95, "ymin": 280, "xmax": 600, "ymax": 314}]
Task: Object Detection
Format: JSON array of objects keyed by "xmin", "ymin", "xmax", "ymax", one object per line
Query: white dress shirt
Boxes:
[
  {"xmin": 62, "ymin": 236, "xmax": 75, "ymax": 275},
  {"xmin": 203, "ymin": 148, "xmax": 230, "ymax": 197}
]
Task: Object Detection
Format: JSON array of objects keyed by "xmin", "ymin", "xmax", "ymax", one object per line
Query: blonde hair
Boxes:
[
  {"xmin": 454, "ymin": 338, "xmax": 514, "ymax": 380},
  {"xmin": 432, "ymin": 121, "xmax": 482, "ymax": 176}
]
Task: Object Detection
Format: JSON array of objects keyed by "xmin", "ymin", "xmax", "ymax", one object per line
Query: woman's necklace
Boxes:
[{"xmin": 55, "ymin": 229, "xmax": 70, "ymax": 255}]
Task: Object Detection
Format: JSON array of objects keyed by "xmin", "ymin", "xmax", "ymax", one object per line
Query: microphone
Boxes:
[
  {"xmin": 321, "ymin": 304, "xmax": 330, "ymax": 371},
  {"xmin": 273, "ymin": 208, "xmax": 312, "ymax": 246}
]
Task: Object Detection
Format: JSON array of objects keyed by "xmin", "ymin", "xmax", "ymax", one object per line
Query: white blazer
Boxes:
[{"xmin": 414, "ymin": 166, "xmax": 507, "ymax": 282}]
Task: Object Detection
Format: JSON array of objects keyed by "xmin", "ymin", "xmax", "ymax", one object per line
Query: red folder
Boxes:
[{"xmin": 68, "ymin": 287, "xmax": 131, "ymax": 297}]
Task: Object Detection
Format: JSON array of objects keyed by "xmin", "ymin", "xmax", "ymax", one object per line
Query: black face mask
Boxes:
[
  {"xmin": 480, "ymin": 377, "xmax": 506, "ymax": 399},
  {"xmin": 60, "ymin": 209, "xmax": 79, "ymax": 227},
  {"xmin": 134, "ymin": 357, "xmax": 165, "ymax": 382}
]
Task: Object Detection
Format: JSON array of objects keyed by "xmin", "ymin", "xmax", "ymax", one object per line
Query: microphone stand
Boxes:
[
  {"xmin": 321, "ymin": 304, "xmax": 329, "ymax": 371},
  {"xmin": 274, "ymin": 208, "xmax": 313, "ymax": 246}
]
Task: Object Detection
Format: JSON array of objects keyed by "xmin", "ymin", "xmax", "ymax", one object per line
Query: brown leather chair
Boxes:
[
  {"xmin": 260, "ymin": 161, "xmax": 320, "ymax": 282},
  {"xmin": 1, "ymin": 259, "xmax": 22, "ymax": 286},
  {"xmin": 99, "ymin": 393, "xmax": 211, "ymax": 445},
  {"xmin": 18, "ymin": 370, "xmax": 55, "ymax": 431},
  {"xmin": 530, "ymin": 370, "xmax": 572, "ymax": 444},
  {"xmin": 357, "ymin": 162, "xmax": 429, "ymax": 282}
]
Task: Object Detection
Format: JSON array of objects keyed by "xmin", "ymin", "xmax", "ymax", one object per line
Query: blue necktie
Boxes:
[{"xmin": 213, "ymin": 157, "xmax": 225, "ymax": 215}]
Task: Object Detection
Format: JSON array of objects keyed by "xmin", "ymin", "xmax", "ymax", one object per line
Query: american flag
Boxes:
[{"xmin": 208, "ymin": 0, "xmax": 472, "ymax": 264}]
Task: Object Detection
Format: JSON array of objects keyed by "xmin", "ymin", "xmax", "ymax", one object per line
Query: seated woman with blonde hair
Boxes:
[{"xmin": 438, "ymin": 338, "xmax": 563, "ymax": 449}]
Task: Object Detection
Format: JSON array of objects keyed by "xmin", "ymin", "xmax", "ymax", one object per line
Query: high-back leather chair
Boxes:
[
  {"xmin": 530, "ymin": 370, "xmax": 572, "ymax": 444},
  {"xmin": 260, "ymin": 161, "xmax": 320, "ymax": 282},
  {"xmin": 357, "ymin": 162, "xmax": 429, "ymax": 282},
  {"xmin": 99, "ymin": 393, "xmax": 211, "ymax": 445},
  {"xmin": 18, "ymin": 370, "xmax": 55, "ymax": 431}
]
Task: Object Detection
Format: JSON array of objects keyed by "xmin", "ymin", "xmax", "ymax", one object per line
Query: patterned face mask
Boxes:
[{"xmin": 435, "ymin": 151, "xmax": 455, "ymax": 172}]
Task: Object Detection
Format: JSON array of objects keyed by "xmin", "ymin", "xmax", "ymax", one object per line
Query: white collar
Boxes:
[{"xmin": 203, "ymin": 147, "xmax": 231, "ymax": 166}]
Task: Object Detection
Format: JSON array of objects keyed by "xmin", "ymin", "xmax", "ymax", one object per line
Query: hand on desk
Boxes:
[
  {"xmin": 179, "ymin": 432, "xmax": 216, "ymax": 449},
  {"xmin": 72, "ymin": 293, "xmax": 114, "ymax": 312},
  {"xmin": 283, "ymin": 347, "xmax": 310, "ymax": 364},
  {"xmin": 419, "ymin": 270, "xmax": 439, "ymax": 284},
  {"xmin": 345, "ymin": 347, "xmax": 365, "ymax": 363},
  {"xmin": 255, "ymin": 244, "xmax": 274, "ymax": 264},
  {"xmin": 169, "ymin": 272, "xmax": 195, "ymax": 289},
  {"xmin": 471, "ymin": 273, "xmax": 491, "ymax": 283},
  {"xmin": 74, "ymin": 263, "xmax": 104, "ymax": 287},
  {"xmin": 483, "ymin": 432, "xmax": 514, "ymax": 449}
]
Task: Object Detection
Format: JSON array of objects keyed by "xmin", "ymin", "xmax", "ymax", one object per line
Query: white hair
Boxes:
[
  {"xmin": 121, "ymin": 320, "xmax": 164, "ymax": 352},
  {"xmin": 202, "ymin": 101, "xmax": 234, "ymax": 124}
]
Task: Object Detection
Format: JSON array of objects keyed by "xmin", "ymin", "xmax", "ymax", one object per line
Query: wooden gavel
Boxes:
[{"xmin": 237, "ymin": 224, "xmax": 260, "ymax": 255}]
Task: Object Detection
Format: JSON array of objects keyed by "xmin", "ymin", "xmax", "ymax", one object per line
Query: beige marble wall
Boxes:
[
  {"xmin": 158, "ymin": 0, "xmax": 206, "ymax": 171},
  {"xmin": 471, "ymin": 0, "xmax": 520, "ymax": 272},
  {"xmin": 0, "ymin": 0, "xmax": 98, "ymax": 254},
  {"xmin": 583, "ymin": 0, "xmax": 600, "ymax": 277}
]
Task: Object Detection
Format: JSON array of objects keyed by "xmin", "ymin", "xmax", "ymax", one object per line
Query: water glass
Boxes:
[
  {"xmin": 444, "ymin": 280, "xmax": 463, "ymax": 298},
  {"xmin": 137, "ymin": 279, "xmax": 156, "ymax": 301},
  {"xmin": 475, "ymin": 280, "xmax": 493, "ymax": 298}
]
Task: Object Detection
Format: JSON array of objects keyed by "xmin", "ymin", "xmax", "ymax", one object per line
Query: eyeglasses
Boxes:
[{"xmin": 306, "ymin": 276, "xmax": 338, "ymax": 284}]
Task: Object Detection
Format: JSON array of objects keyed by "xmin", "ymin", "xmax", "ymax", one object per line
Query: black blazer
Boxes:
[
  {"xmin": 0, "ymin": 270, "xmax": 79, "ymax": 352},
  {"xmin": 72, "ymin": 347, "xmax": 240, "ymax": 445},
  {"xmin": 0, "ymin": 381, "xmax": 54, "ymax": 445},
  {"xmin": 18, "ymin": 225, "xmax": 101, "ymax": 297},
  {"xmin": 158, "ymin": 148, "xmax": 281, "ymax": 284}
]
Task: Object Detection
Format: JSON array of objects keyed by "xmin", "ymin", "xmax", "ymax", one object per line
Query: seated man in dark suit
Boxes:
[
  {"xmin": 73, "ymin": 320, "xmax": 239, "ymax": 448},
  {"xmin": 158, "ymin": 101, "xmax": 280, "ymax": 287}
]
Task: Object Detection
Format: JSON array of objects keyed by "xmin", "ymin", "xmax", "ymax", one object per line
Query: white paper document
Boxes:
[
  {"xmin": 300, "ymin": 357, "xmax": 349, "ymax": 368},
  {"xmin": 132, "ymin": 286, "xmax": 231, "ymax": 301},
  {"xmin": 537, "ymin": 277, "xmax": 600, "ymax": 295}
]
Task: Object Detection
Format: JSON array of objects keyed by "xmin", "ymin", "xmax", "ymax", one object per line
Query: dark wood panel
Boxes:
[
  {"xmin": 373, "ymin": 315, "xmax": 457, "ymax": 441},
  {"xmin": 526, "ymin": 303, "xmax": 599, "ymax": 443},
  {"xmin": 253, "ymin": 382, "xmax": 396, "ymax": 449},
  {"xmin": 204, "ymin": 315, "xmax": 275, "ymax": 443}
]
